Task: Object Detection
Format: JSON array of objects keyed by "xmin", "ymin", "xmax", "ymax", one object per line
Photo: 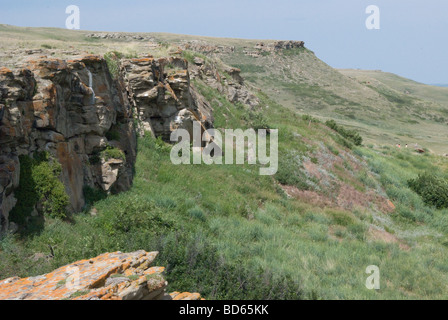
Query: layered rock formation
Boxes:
[
  {"xmin": 121, "ymin": 56, "xmax": 213, "ymax": 141},
  {"xmin": 86, "ymin": 33, "xmax": 155, "ymax": 42},
  {"xmin": 189, "ymin": 57, "xmax": 260, "ymax": 109},
  {"xmin": 255, "ymin": 40, "xmax": 305, "ymax": 51},
  {"xmin": 0, "ymin": 55, "xmax": 136, "ymax": 233},
  {"xmin": 244, "ymin": 40, "xmax": 305, "ymax": 57},
  {"xmin": 0, "ymin": 250, "xmax": 202, "ymax": 300},
  {"xmin": 180, "ymin": 40, "xmax": 235, "ymax": 54},
  {"xmin": 0, "ymin": 52, "xmax": 215, "ymax": 235}
]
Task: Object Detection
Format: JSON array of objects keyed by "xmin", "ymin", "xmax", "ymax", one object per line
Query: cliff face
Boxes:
[
  {"xmin": 0, "ymin": 55, "xmax": 136, "ymax": 234},
  {"xmin": 0, "ymin": 250, "xmax": 202, "ymax": 300},
  {"xmin": 121, "ymin": 56, "xmax": 213, "ymax": 141},
  {"xmin": 0, "ymin": 53, "xmax": 215, "ymax": 235}
]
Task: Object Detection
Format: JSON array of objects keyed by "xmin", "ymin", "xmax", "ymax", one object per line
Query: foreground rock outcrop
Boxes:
[{"xmin": 0, "ymin": 250, "xmax": 202, "ymax": 300}]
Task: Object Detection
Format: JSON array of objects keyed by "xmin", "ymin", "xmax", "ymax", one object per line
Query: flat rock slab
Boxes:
[{"xmin": 0, "ymin": 250, "xmax": 202, "ymax": 300}]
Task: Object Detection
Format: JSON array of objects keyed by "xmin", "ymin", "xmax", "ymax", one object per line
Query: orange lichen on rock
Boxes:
[
  {"xmin": 0, "ymin": 67, "xmax": 13, "ymax": 76},
  {"xmin": 0, "ymin": 251, "xmax": 202, "ymax": 300},
  {"xmin": 131, "ymin": 57, "xmax": 154, "ymax": 63},
  {"xmin": 78, "ymin": 54, "xmax": 103, "ymax": 63},
  {"xmin": 170, "ymin": 292, "xmax": 202, "ymax": 300}
]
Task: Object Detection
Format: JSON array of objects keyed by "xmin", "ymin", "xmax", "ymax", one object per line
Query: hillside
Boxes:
[
  {"xmin": 339, "ymin": 69, "xmax": 448, "ymax": 106},
  {"xmin": 216, "ymin": 46, "xmax": 448, "ymax": 154},
  {"xmin": 1, "ymin": 25, "xmax": 448, "ymax": 300}
]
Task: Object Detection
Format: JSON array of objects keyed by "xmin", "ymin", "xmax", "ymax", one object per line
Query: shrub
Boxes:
[
  {"xmin": 10, "ymin": 153, "xmax": 69, "ymax": 223},
  {"xmin": 188, "ymin": 207, "xmax": 206, "ymax": 221},
  {"xmin": 181, "ymin": 50, "xmax": 207, "ymax": 65},
  {"xmin": 275, "ymin": 152, "xmax": 310, "ymax": 190},
  {"xmin": 96, "ymin": 196, "xmax": 175, "ymax": 236},
  {"xmin": 302, "ymin": 114, "xmax": 320, "ymax": 123},
  {"xmin": 83, "ymin": 186, "xmax": 107, "ymax": 206},
  {"xmin": 154, "ymin": 136, "xmax": 171, "ymax": 153},
  {"xmin": 100, "ymin": 146, "xmax": 125, "ymax": 161},
  {"xmin": 325, "ymin": 120, "xmax": 363, "ymax": 146},
  {"xmin": 408, "ymin": 173, "xmax": 448, "ymax": 209},
  {"xmin": 328, "ymin": 145, "xmax": 340, "ymax": 156},
  {"xmin": 242, "ymin": 110, "xmax": 270, "ymax": 130}
]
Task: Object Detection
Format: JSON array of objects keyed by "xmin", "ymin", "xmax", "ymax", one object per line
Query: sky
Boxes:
[{"xmin": 0, "ymin": 0, "xmax": 447, "ymax": 84}]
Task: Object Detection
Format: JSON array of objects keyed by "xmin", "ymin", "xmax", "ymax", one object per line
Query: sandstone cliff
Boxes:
[
  {"xmin": 0, "ymin": 250, "xmax": 202, "ymax": 300},
  {"xmin": 0, "ymin": 52, "xmax": 217, "ymax": 235},
  {"xmin": 121, "ymin": 56, "xmax": 213, "ymax": 140},
  {"xmin": 0, "ymin": 55, "xmax": 135, "ymax": 234}
]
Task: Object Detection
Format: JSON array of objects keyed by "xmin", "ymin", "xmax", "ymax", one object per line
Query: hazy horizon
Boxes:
[{"xmin": 1, "ymin": 0, "xmax": 447, "ymax": 85}]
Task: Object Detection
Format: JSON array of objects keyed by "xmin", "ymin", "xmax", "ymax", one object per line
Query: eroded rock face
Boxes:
[
  {"xmin": 0, "ymin": 51, "xmax": 219, "ymax": 234},
  {"xmin": 86, "ymin": 33, "xmax": 155, "ymax": 42},
  {"xmin": 245, "ymin": 40, "xmax": 305, "ymax": 57},
  {"xmin": 121, "ymin": 56, "xmax": 213, "ymax": 141},
  {"xmin": 180, "ymin": 40, "xmax": 235, "ymax": 54},
  {"xmin": 256, "ymin": 40, "xmax": 305, "ymax": 51},
  {"xmin": 0, "ymin": 250, "xmax": 202, "ymax": 300},
  {"xmin": 0, "ymin": 55, "xmax": 136, "ymax": 233},
  {"xmin": 189, "ymin": 60, "xmax": 260, "ymax": 109}
]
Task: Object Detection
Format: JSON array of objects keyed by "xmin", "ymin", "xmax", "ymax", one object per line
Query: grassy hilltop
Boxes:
[{"xmin": 1, "ymin": 25, "xmax": 448, "ymax": 299}]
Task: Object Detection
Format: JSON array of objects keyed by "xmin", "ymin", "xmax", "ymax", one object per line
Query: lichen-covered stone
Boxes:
[{"xmin": 0, "ymin": 251, "xmax": 202, "ymax": 300}]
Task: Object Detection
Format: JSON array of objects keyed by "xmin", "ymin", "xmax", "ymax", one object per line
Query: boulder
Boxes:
[{"xmin": 0, "ymin": 251, "xmax": 202, "ymax": 300}]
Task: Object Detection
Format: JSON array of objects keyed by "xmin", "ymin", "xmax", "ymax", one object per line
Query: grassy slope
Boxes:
[
  {"xmin": 1, "ymin": 26, "xmax": 448, "ymax": 299},
  {"xmin": 218, "ymin": 48, "xmax": 448, "ymax": 154},
  {"xmin": 339, "ymin": 69, "xmax": 448, "ymax": 106}
]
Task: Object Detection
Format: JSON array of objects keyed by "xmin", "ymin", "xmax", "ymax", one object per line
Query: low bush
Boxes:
[
  {"xmin": 105, "ymin": 129, "xmax": 121, "ymax": 141},
  {"xmin": 275, "ymin": 152, "xmax": 310, "ymax": 190},
  {"xmin": 408, "ymin": 173, "xmax": 448, "ymax": 209},
  {"xmin": 325, "ymin": 120, "xmax": 363, "ymax": 146},
  {"xmin": 242, "ymin": 110, "xmax": 270, "ymax": 130},
  {"xmin": 302, "ymin": 114, "xmax": 320, "ymax": 123},
  {"xmin": 83, "ymin": 186, "xmax": 107, "ymax": 206},
  {"xmin": 9, "ymin": 152, "xmax": 69, "ymax": 223}
]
